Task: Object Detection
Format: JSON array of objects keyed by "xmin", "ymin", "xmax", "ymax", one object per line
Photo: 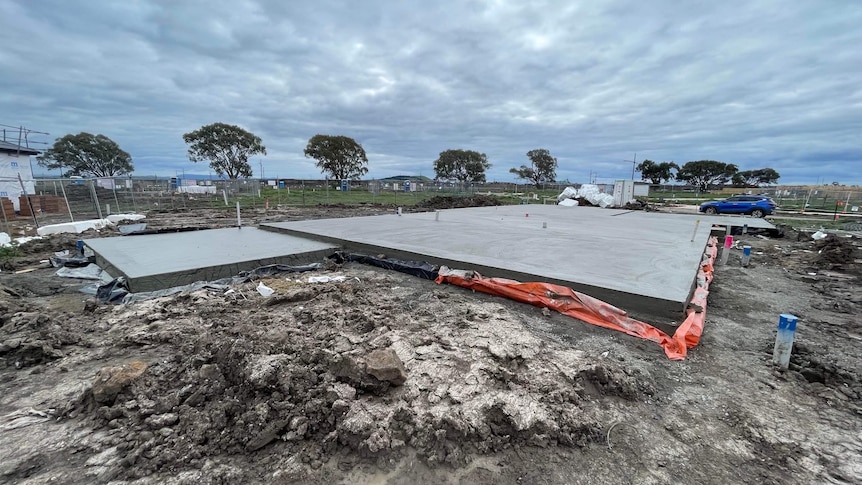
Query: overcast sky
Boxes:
[{"xmin": 1, "ymin": 0, "xmax": 860, "ymax": 184}]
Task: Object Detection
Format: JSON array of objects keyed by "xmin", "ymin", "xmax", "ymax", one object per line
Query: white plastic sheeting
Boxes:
[
  {"xmin": 307, "ymin": 275, "xmax": 348, "ymax": 283},
  {"xmin": 556, "ymin": 184, "xmax": 616, "ymax": 208},
  {"xmin": 256, "ymin": 282, "xmax": 275, "ymax": 297},
  {"xmin": 0, "ymin": 152, "xmax": 35, "ymax": 211},
  {"xmin": 36, "ymin": 214, "xmax": 146, "ymax": 236},
  {"xmin": 55, "ymin": 263, "xmax": 113, "ymax": 282},
  {"xmin": 177, "ymin": 186, "xmax": 216, "ymax": 194},
  {"xmin": 0, "ymin": 232, "xmax": 43, "ymax": 247}
]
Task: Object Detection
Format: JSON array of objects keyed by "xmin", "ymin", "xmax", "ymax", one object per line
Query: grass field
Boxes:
[{"xmin": 25, "ymin": 181, "xmax": 862, "ymax": 225}]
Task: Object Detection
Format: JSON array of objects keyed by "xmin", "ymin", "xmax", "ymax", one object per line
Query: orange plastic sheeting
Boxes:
[
  {"xmin": 435, "ymin": 237, "xmax": 719, "ymax": 360},
  {"xmin": 671, "ymin": 237, "xmax": 718, "ymax": 354}
]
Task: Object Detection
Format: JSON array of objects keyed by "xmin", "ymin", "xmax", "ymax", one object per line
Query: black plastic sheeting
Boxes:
[
  {"xmin": 729, "ymin": 225, "xmax": 786, "ymax": 237},
  {"xmin": 50, "ymin": 255, "xmax": 93, "ymax": 268},
  {"xmin": 96, "ymin": 277, "xmax": 132, "ymax": 303},
  {"xmin": 331, "ymin": 251, "xmax": 439, "ymax": 280},
  {"xmin": 123, "ymin": 227, "xmax": 206, "ymax": 236},
  {"xmin": 96, "ymin": 262, "xmax": 324, "ymax": 304}
]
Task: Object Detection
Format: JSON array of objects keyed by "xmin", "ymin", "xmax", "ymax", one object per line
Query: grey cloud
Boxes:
[{"xmin": 1, "ymin": 0, "xmax": 860, "ymax": 184}]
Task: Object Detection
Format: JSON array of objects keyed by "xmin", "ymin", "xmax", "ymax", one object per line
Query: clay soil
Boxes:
[{"xmin": 0, "ymin": 205, "xmax": 860, "ymax": 485}]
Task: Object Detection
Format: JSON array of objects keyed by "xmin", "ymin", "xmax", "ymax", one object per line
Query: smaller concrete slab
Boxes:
[{"xmin": 84, "ymin": 227, "xmax": 336, "ymax": 292}]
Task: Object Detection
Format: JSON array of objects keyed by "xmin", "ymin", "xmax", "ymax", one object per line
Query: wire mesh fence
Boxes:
[
  {"xmin": 9, "ymin": 177, "xmax": 857, "ymax": 233},
  {"xmin": 754, "ymin": 186, "xmax": 862, "ymax": 213},
  {"xmin": 7, "ymin": 177, "xmax": 577, "ymax": 230}
]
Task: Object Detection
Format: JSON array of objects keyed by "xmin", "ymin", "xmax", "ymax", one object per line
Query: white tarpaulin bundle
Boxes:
[{"xmin": 556, "ymin": 184, "xmax": 616, "ymax": 208}]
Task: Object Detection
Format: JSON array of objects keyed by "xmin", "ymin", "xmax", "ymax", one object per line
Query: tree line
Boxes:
[
  {"xmin": 636, "ymin": 160, "xmax": 780, "ymax": 190},
  {"xmin": 35, "ymin": 123, "xmax": 777, "ymax": 190},
  {"xmin": 34, "ymin": 123, "xmax": 552, "ymax": 186}
]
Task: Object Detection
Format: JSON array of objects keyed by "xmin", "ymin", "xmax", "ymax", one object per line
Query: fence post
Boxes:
[
  {"xmin": 130, "ymin": 178, "xmax": 138, "ymax": 213},
  {"xmin": 89, "ymin": 179, "xmax": 103, "ymax": 219},
  {"xmin": 59, "ymin": 179, "xmax": 74, "ymax": 222},
  {"xmin": 112, "ymin": 180, "xmax": 121, "ymax": 214},
  {"xmin": 18, "ymin": 173, "xmax": 39, "ymax": 228}
]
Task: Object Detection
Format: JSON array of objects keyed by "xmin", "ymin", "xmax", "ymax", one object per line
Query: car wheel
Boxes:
[
  {"xmin": 704, "ymin": 207, "xmax": 718, "ymax": 215},
  {"xmin": 751, "ymin": 209, "xmax": 765, "ymax": 218}
]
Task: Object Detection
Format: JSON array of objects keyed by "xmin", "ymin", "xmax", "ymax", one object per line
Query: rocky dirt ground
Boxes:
[{"xmin": 0, "ymin": 204, "xmax": 860, "ymax": 484}]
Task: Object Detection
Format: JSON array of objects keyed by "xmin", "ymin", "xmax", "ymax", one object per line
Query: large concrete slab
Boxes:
[
  {"xmin": 84, "ymin": 227, "xmax": 337, "ymax": 292},
  {"xmin": 261, "ymin": 205, "xmax": 720, "ymax": 322},
  {"xmin": 653, "ymin": 210, "xmax": 776, "ymax": 229}
]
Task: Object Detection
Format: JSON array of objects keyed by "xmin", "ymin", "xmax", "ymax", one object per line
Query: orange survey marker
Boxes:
[{"xmin": 435, "ymin": 237, "xmax": 719, "ymax": 360}]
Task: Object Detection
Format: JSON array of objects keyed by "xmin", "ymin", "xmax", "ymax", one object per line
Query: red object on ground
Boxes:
[{"xmin": 435, "ymin": 237, "xmax": 718, "ymax": 360}]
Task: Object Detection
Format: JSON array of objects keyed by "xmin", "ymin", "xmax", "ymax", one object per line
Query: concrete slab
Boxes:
[
  {"xmin": 657, "ymin": 211, "xmax": 775, "ymax": 229},
  {"xmin": 84, "ymin": 227, "xmax": 337, "ymax": 292},
  {"xmin": 261, "ymin": 205, "xmax": 719, "ymax": 322}
]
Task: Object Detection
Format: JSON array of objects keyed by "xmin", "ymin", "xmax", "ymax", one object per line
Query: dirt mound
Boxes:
[
  {"xmin": 14, "ymin": 229, "xmax": 110, "ymax": 256},
  {"xmin": 622, "ymin": 200, "xmax": 655, "ymax": 211},
  {"xmin": 0, "ymin": 229, "xmax": 122, "ymax": 271},
  {"xmin": 0, "ymin": 297, "xmax": 82, "ymax": 370},
  {"xmin": 813, "ymin": 235, "xmax": 859, "ymax": 269},
  {"xmin": 417, "ymin": 195, "xmax": 503, "ymax": 210},
  {"xmin": 67, "ymin": 275, "xmax": 654, "ymax": 481}
]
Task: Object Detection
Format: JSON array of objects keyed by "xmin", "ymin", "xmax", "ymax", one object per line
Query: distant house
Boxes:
[{"xmin": 0, "ymin": 140, "xmax": 38, "ymax": 211}]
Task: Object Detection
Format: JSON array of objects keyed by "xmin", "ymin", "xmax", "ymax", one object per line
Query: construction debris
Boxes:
[{"xmin": 556, "ymin": 185, "xmax": 615, "ymax": 208}]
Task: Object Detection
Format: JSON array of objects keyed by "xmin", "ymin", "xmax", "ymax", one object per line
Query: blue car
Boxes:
[{"xmin": 699, "ymin": 195, "xmax": 777, "ymax": 218}]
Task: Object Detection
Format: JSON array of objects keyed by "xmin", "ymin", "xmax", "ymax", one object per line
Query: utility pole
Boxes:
[
  {"xmin": 260, "ymin": 160, "xmax": 264, "ymax": 180},
  {"xmin": 631, "ymin": 153, "xmax": 637, "ymax": 180}
]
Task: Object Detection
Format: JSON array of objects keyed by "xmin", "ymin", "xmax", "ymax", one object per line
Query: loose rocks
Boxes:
[
  {"xmin": 365, "ymin": 348, "xmax": 408, "ymax": 386},
  {"xmin": 91, "ymin": 361, "xmax": 148, "ymax": 405}
]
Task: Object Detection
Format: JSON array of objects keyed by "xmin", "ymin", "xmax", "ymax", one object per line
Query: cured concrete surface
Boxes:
[
  {"xmin": 635, "ymin": 211, "xmax": 775, "ymax": 229},
  {"xmin": 84, "ymin": 227, "xmax": 336, "ymax": 292},
  {"xmin": 261, "ymin": 205, "xmax": 728, "ymax": 323}
]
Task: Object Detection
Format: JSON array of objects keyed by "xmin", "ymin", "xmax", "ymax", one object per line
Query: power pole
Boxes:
[{"xmin": 631, "ymin": 152, "xmax": 637, "ymax": 180}]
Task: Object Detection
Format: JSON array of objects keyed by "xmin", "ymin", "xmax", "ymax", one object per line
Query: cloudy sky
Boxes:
[{"xmin": 1, "ymin": 0, "xmax": 860, "ymax": 184}]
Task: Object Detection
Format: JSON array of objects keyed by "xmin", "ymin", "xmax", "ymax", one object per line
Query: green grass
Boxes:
[
  {"xmin": 255, "ymin": 187, "xmax": 436, "ymax": 206},
  {"xmin": 0, "ymin": 244, "xmax": 19, "ymax": 260},
  {"xmin": 235, "ymin": 188, "xmax": 539, "ymax": 207}
]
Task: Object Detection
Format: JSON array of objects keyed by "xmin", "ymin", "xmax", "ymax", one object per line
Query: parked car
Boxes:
[{"xmin": 699, "ymin": 195, "xmax": 777, "ymax": 217}]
